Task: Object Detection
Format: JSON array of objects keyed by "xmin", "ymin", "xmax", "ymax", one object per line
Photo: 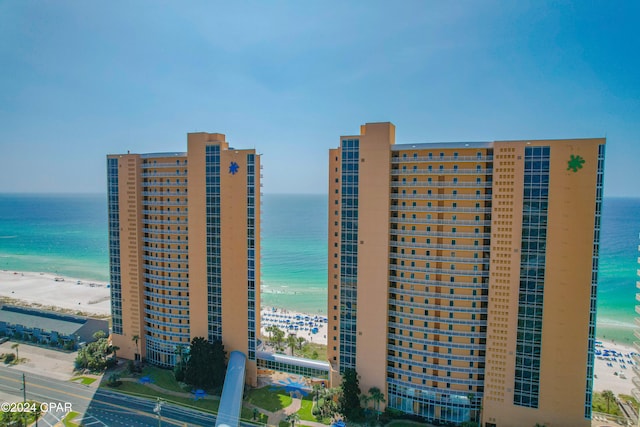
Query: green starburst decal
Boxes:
[{"xmin": 567, "ymin": 154, "xmax": 585, "ymax": 172}]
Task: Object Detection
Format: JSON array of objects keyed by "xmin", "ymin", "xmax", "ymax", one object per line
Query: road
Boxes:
[{"xmin": 0, "ymin": 366, "xmax": 218, "ymax": 426}]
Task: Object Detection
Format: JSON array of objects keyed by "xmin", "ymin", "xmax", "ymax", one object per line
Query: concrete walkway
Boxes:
[{"xmin": 243, "ymin": 397, "xmax": 328, "ymax": 427}]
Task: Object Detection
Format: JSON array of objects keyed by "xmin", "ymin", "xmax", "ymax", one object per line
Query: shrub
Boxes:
[
  {"xmin": 174, "ymin": 364, "xmax": 185, "ymax": 382},
  {"xmin": 4, "ymin": 353, "xmax": 15, "ymax": 364},
  {"xmin": 107, "ymin": 373, "xmax": 122, "ymax": 387}
]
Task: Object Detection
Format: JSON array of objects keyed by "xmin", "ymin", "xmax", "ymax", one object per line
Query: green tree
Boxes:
[
  {"xmin": 185, "ymin": 337, "xmax": 212, "ymax": 388},
  {"xmin": 287, "ymin": 334, "xmax": 298, "ymax": 356},
  {"xmin": 602, "ymin": 390, "xmax": 616, "ymax": 414},
  {"xmin": 312, "ymin": 383, "xmax": 323, "ymax": 404},
  {"xmin": 296, "ymin": 336, "xmax": 306, "ymax": 350},
  {"xmin": 184, "ymin": 337, "xmax": 227, "ymax": 389},
  {"xmin": 286, "ymin": 412, "xmax": 300, "ymax": 427},
  {"xmin": 74, "ymin": 335, "xmax": 112, "ymax": 371},
  {"xmin": 131, "ymin": 334, "xmax": 140, "ymax": 360},
  {"xmin": 11, "ymin": 343, "xmax": 19, "ymax": 361},
  {"xmin": 368, "ymin": 386, "xmax": 385, "ymax": 418},
  {"xmin": 360, "ymin": 392, "xmax": 371, "ymax": 409},
  {"xmin": 271, "ymin": 327, "xmax": 285, "ymax": 352},
  {"xmin": 266, "ymin": 324, "xmax": 277, "ymax": 341},
  {"xmin": 111, "ymin": 345, "xmax": 120, "ymax": 359},
  {"xmin": 210, "ymin": 339, "xmax": 227, "ymax": 387},
  {"xmin": 93, "ymin": 330, "xmax": 107, "ymax": 340},
  {"xmin": 174, "ymin": 344, "xmax": 187, "ymax": 382},
  {"xmin": 339, "ymin": 368, "xmax": 363, "ymax": 420}
]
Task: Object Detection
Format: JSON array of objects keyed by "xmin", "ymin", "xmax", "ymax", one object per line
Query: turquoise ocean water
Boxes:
[{"xmin": 0, "ymin": 194, "xmax": 638, "ymax": 341}]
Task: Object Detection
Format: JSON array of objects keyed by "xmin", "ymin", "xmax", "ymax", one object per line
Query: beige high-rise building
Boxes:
[
  {"xmin": 107, "ymin": 132, "xmax": 260, "ymax": 385},
  {"xmin": 328, "ymin": 122, "xmax": 605, "ymax": 426}
]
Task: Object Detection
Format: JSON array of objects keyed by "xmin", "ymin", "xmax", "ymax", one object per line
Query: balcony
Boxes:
[
  {"xmin": 141, "ymin": 162, "xmax": 186, "ymax": 169},
  {"xmin": 391, "ymin": 193, "xmax": 492, "ymax": 201},
  {"xmin": 391, "ymin": 168, "xmax": 492, "ymax": 175},
  {"xmin": 143, "ymin": 254, "xmax": 187, "ymax": 263},
  {"xmin": 391, "ymin": 268, "xmax": 489, "ymax": 279},
  {"xmin": 142, "ymin": 181, "xmax": 188, "ymax": 188},
  {"xmin": 143, "ymin": 200, "xmax": 188, "ymax": 207},
  {"xmin": 392, "ymin": 181, "xmax": 492, "ymax": 188},
  {"xmin": 392, "ymin": 155, "xmax": 493, "ymax": 163},
  {"xmin": 143, "ymin": 273, "xmax": 189, "ymax": 284},
  {"xmin": 144, "ymin": 237, "xmax": 184, "ymax": 244},
  {"xmin": 142, "ymin": 191, "xmax": 187, "ymax": 197},
  {"xmin": 390, "ymin": 241, "xmax": 490, "ymax": 251},
  {"xmin": 390, "ymin": 253, "xmax": 490, "ymax": 264},
  {"xmin": 142, "ymin": 209, "xmax": 188, "ymax": 216},
  {"xmin": 391, "ymin": 217, "xmax": 490, "ymax": 226},
  {"xmin": 391, "ymin": 205, "xmax": 492, "ymax": 213},
  {"xmin": 141, "ymin": 171, "xmax": 187, "ymax": 178},
  {"xmin": 142, "ymin": 228, "xmax": 188, "ymax": 235},
  {"xmin": 390, "ymin": 229, "xmax": 491, "ymax": 239},
  {"xmin": 388, "ymin": 287, "xmax": 488, "ymax": 301},
  {"xmin": 143, "ymin": 219, "xmax": 186, "ymax": 226}
]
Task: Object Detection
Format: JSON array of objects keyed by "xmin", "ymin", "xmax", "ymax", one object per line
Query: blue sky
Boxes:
[{"xmin": 0, "ymin": 1, "xmax": 638, "ymax": 196}]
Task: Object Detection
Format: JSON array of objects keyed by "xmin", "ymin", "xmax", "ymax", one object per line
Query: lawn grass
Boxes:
[
  {"xmin": 71, "ymin": 376, "xmax": 97, "ymax": 385},
  {"xmin": 241, "ymin": 406, "xmax": 269, "ymax": 424},
  {"xmin": 62, "ymin": 411, "xmax": 81, "ymax": 427},
  {"xmin": 297, "ymin": 397, "xmax": 316, "ymax": 422},
  {"xmin": 136, "ymin": 365, "xmax": 186, "ymax": 393},
  {"xmin": 296, "ymin": 342, "xmax": 327, "ymax": 360},
  {"xmin": 244, "ymin": 386, "xmax": 293, "ymax": 412},
  {"xmin": 104, "ymin": 381, "xmax": 220, "ymax": 413},
  {"xmin": 592, "ymin": 391, "xmax": 622, "ymax": 416},
  {"xmin": 279, "ymin": 421, "xmax": 290, "ymax": 427}
]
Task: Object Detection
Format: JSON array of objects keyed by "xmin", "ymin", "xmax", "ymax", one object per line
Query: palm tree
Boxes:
[
  {"xmin": 272, "ymin": 328, "xmax": 285, "ymax": 352},
  {"xmin": 602, "ymin": 389, "xmax": 616, "ymax": 414},
  {"xmin": 369, "ymin": 386, "xmax": 385, "ymax": 418},
  {"xmin": 286, "ymin": 412, "xmax": 300, "ymax": 427},
  {"xmin": 111, "ymin": 345, "xmax": 120, "ymax": 359},
  {"xmin": 266, "ymin": 325, "xmax": 275, "ymax": 341},
  {"xmin": 11, "ymin": 343, "xmax": 19, "ymax": 361},
  {"xmin": 287, "ymin": 334, "xmax": 297, "ymax": 356},
  {"xmin": 33, "ymin": 400, "xmax": 42, "ymax": 426},
  {"xmin": 131, "ymin": 335, "xmax": 139, "ymax": 360},
  {"xmin": 312, "ymin": 383, "xmax": 323, "ymax": 404},
  {"xmin": 360, "ymin": 392, "xmax": 371, "ymax": 409},
  {"xmin": 296, "ymin": 336, "xmax": 306, "ymax": 350}
]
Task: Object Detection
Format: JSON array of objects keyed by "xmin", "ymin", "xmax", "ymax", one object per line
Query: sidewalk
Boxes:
[{"xmin": 244, "ymin": 397, "xmax": 328, "ymax": 427}]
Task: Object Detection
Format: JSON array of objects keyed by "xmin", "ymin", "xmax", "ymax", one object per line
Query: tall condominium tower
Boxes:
[
  {"xmin": 107, "ymin": 132, "xmax": 260, "ymax": 385},
  {"xmin": 328, "ymin": 122, "xmax": 605, "ymax": 427}
]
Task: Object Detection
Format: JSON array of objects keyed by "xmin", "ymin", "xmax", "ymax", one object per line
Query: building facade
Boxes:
[
  {"xmin": 328, "ymin": 122, "xmax": 605, "ymax": 426},
  {"xmin": 107, "ymin": 132, "xmax": 260, "ymax": 385}
]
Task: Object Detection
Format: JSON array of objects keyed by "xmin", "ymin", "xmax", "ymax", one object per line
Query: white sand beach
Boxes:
[
  {"xmin": 1, "ymin": 270, "xmax": 636, "ymax": 395},
  {"xmin": 593, "ymin": 339, "xmax": 636, "ymax": 396},
  {"xmin": 259, "ymin": 307, "xmax": 328, "ymax": 346},
  {"xmin": 0, "ymin": 270, "xmax": 110, "ymax": 316}
]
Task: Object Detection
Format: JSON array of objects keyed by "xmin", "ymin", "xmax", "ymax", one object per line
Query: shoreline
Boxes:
[
  {"xmin": 0, "ymin": 269, "xmax": 110, "ymax": 316},
  {"xmin": 1, "ymin": 268, "xmax": 637, "ymax": 380}
]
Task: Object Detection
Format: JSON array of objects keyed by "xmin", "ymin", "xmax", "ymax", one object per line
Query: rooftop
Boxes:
[
  {"xmin": 0, "ymin": 305, "xmax": 87, "ymax": 336},
  {"xmin": 393, "ymin": 141, "xmax": 492, "ymax": 150}
]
